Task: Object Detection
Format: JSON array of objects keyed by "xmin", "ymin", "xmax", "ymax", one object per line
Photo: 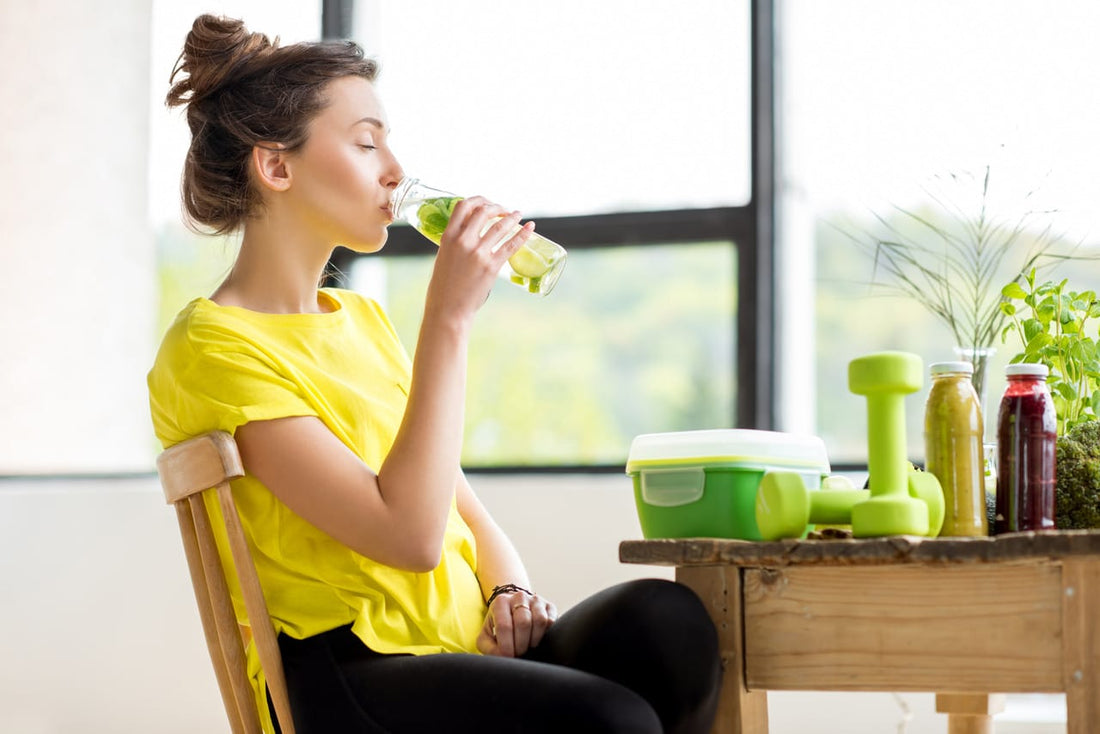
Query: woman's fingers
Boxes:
[
  {"xmin": 447, "ymin": 197, "xmax": 507, "ymax": 242},
  {"xmin": 427, "ymin": 194, "xmax": 536, "ymax": 318},
  {"xmin": 496, "ymin": 219, "xmax": 535, "ymax": 260},
  {"xmin": 480, "ymin": 592, "xmax": 557, "ymax": 658},
  {"xmin": 528, "ymin": 597, "xmax": 556, "ymax": 649}
]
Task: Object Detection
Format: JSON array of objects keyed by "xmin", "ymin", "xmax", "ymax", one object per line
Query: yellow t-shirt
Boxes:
[{"xmin": 148, "ymin": 288, "xmax": 486, "ymax": 731}]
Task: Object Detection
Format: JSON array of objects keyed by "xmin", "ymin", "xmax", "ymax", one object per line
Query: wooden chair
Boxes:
[{"xmin": 156, "ymin": 431, "xmax": 296, "ymax": 734}]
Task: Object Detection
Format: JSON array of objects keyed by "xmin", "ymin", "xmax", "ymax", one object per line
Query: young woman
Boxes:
[{"xmin": 148, "ymin": 14, "xmax": 720, "ymax": 734}]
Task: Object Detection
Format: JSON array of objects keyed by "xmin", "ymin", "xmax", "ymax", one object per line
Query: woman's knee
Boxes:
[
  {"xmin": 595, "ymin": 579, "xmax": 722, "ymax": 723},
  {"xmin": 606, "ymin": 578, "xmax": 717, "ymax": 638}
]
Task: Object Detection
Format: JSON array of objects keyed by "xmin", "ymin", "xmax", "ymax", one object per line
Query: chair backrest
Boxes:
[{"xmin": 156, "ymin": 431, "xmax": 295, "ymax": 734}]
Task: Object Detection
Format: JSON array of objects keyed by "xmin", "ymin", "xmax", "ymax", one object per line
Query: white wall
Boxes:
[
  {"xmin": 0, "ymin": 474, "xmax": 1065, "ymax": 734},
  {"xmin": 0, "ymin": 1, "xmax": 156, "ymax": 473}
]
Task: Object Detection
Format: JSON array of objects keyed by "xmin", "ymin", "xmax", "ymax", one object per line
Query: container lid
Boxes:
[
  {"xmin": 930, "ymin": 361, "xmax": 973, "ymax": 375},
  {"xmin": 625, "ymin": 429, "xmax": 830, "ymax": 474},
  {"xmin": 1005, "ymin": 363, "xmax": 1049, "ymax": 377}
]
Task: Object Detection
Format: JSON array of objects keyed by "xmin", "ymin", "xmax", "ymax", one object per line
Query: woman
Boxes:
[{"xmin": 148, "ymin": 14, "xmax": 720, "ymax": 734}]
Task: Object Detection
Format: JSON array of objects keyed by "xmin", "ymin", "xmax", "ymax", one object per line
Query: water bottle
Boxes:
[{"xmin": 390, "ymin": 178, "xmax": 568, "ymax": 296}]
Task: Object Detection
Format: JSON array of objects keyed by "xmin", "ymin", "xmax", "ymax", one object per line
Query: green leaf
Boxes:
[
  {"xmin": 1026, "ymin": 332, "xmax": 1054, "ymax": 352},
  {"xmin": 1023, "ymin": 318, "xmax": 1045, "ymax": 341},
  {"xmin": 1000, "ymin": 303, "xmax": 1017, "ymax": 316},
  {"xmin": 1002, "ymin": 282, "xmax": 1027, "ymax": 299}
]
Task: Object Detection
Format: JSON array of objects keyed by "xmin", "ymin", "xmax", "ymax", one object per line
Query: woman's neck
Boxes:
[{"xmin": 211, "ymin": 212, "xmax": 335, "ymax": 314}]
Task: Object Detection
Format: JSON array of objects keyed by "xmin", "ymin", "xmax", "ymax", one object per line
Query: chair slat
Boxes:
[
  {"xmin": 215, "ymin": 482, "xmax": 297, "ymax": 734},
  {"xmin": 175, "ymin": 501, "xmax": 249, "ymax": 734},
  {"xmin": 157, "ymin": 431, "xmax": 296, "ymax": 734},
  {"xmin": 190, "ymin": 493, "xmax": 264, "ymax": 733}
]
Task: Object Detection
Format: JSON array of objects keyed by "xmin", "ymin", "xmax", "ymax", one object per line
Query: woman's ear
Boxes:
[{"xmin": 251, "ymin": 143, "xmax": 292, "ymax": 192}]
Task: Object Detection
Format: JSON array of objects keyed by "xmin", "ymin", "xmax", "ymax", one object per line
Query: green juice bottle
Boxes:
[{"xmin": 924, "ymin": 361, "xmax": 987, "ymax": 536}]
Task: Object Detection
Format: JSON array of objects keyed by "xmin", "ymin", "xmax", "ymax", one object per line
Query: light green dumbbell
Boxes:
[
  {"xmin": 848, "ymin": 352, "xmax": 937, "ymax": 537},
  {"xmin": 908, "ymin": 469, "xmax": 945, "ymax": 537},
  {"xmin": 755, "ymin": 471, "xmax": 942, "ymax": 540},
  {"xmin": 755, "ymin": 471, "xmax": 869, "ymax": 541}
]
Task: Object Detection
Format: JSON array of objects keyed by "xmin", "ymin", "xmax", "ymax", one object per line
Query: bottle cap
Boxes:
[
  {"xmin": 930, "ymin": 361, "xmax": 974, "ymax": 375},
  {"xmin": 1005, "ymin": 363, "xmax": 1049, "ymax": 377}
]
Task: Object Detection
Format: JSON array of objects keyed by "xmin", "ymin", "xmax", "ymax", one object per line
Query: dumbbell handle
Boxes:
[
  {"xmin": 814, "ymin": 489, "xmax": 870, "ymax": 523},
  {"xmin": 866, "ymin": 393, "xmax": 909, "ymax": 497}
]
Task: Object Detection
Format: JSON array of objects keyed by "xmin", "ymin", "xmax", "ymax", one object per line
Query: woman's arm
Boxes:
[
  {"xmin": 456, "ymin": 475, "xmax": 556, "ymax": 657},
  {"xmin": 234, "ymin": 200, "xmax": 533, "ymax": 572},
  {"xmin": 456, "ymin": 473, "xmax": 530, "ymax": 595}
]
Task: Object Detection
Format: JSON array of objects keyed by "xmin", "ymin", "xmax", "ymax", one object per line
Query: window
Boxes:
[
  {"xmin": 350, "ymin": 243, "xmax": 736, "ymax": 467},
  {"xmin": 342, "ymin": 0, "xmax": 757, "ymax": 468},
  {"xmin": 779, "ymin": 0, "xmax": 1100, "ymax": 466}
]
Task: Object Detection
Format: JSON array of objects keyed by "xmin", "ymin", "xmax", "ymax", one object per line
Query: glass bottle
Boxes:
[
  {"xmin": 994, "ymin": 363, "xmax": 1057, "ymax": 533},
  {"xmin": 390, "ymin": 178, "xmax": 568, "ymax": 296},
  {"xmin": 924, "ymin": 361, "xmax": 987, "ymax": 536}
]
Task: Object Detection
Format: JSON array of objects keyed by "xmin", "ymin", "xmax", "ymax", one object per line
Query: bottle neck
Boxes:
[
  {"xmin": 1007, "ymin": 375, "xmax": 1046, "ymax": 384},
  {"xmin": 390, "ymin": 177, "xmax": 420, "ymax": 217},
  {"xmin": 391, "ymin": 178, "xmax": 458, "ymax": 220},
  {"xmin": 932, "ymin": 371, "xmax": 971, "ymax": 380}
]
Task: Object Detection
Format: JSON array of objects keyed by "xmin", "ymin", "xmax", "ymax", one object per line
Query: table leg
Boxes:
[
  {"xmin": 934, "ymin": 693, "xmax": 1004, "ymax": 734},
  {"xmin": 1062, "ymin": 559, "xmax": 1100, "ymax": 734},
  {"xmin": 676, "ymin": 565, "xmax": 768, "ymax": 734}
]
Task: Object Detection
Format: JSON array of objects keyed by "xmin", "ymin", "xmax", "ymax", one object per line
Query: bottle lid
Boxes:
[
  {"xmin": 1005, "ymin": 363, "xmax": 1049, "ymax": 377},
  {"xmin": 930, "ymin": 361, "xmax": 973, "ymax": 375}
]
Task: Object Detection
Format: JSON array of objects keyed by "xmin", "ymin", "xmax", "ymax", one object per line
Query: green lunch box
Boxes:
[{"xmin": 626, "ymin": 429, "xmax": 831, "ymax": 540}]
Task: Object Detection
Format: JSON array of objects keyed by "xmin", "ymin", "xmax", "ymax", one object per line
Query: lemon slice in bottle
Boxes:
[{"xmin": 508, "ymin": 245, "xmax": 552, "ymax": 278}]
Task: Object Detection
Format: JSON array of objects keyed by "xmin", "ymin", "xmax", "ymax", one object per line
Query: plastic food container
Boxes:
[{"xmin": 626, "ymin": 429, "xmax": 831, "ymax": 540}]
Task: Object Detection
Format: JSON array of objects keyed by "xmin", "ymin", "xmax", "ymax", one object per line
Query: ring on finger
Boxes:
[{"xmin": 512, "ymin": 602, "xmax": 531, "ymax": 611}]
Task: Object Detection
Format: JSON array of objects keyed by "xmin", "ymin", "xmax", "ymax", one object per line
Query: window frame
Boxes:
[{"xmin": 323, "ymin": 0, "xmax": 777, "ymax": 472}]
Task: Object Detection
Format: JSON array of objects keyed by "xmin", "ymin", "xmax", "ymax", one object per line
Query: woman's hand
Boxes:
[
  {"xmin": 425, "ymin": 196, "xmax": 534, "ymax": 319},
  {"xmin": 476, "ymin": 588, "xmax": 557, "ymax": 658}
]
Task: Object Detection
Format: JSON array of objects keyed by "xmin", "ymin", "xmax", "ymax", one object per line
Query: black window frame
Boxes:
[{"xmin": 322, "ymin": 0, "xmax": 777, "ymax": 472}]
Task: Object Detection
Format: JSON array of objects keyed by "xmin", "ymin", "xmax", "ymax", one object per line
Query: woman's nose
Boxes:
[{"xmin": 383, "ymin": 150, "xmax": 405, "ymax": 188}]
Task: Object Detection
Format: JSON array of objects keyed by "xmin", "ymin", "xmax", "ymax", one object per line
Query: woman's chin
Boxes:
[{"xmin": 340, "ymin": 232, "xmax": 388, "ymax": 255}]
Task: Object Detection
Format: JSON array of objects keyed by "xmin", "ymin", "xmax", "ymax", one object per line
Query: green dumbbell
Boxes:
[
  {"xmin": 908, "ymin": 469, "xmax": 945, "ymax": 537},
  {"xmin": 755, "ymin": 470, "xmax": 944, "ymax": 540},
  {"xmin": 848, "ymin": 352, "xmax": 935, "ymax": 537},
  {"xmin": 755, "ymin": 471, "xmax": 869, "ymax": 540}
]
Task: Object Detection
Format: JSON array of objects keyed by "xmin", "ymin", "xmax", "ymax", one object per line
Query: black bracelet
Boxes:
[{"xmin": 486, "ymin": 583, "xmax": 532, "ymax": 606}]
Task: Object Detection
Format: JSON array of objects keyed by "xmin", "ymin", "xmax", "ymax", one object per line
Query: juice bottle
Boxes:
[
  {"xmin": 390, "ymin": 178, "xmax": 568, "ymax": 296},
  {"xmin": 924, "ymin": 362, "xmax": 986, "ymax": 536},
  {"xmin": 994, "ymin": 363, "xmax": 1057, "ymax": 533}
]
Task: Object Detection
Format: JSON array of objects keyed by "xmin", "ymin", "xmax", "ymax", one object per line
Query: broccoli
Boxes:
[{"xmin": 1055, "ymin": 420, "xmax": 1100, "ymax": 529}]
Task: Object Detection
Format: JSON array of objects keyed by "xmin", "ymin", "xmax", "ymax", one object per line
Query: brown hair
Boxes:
[{"xmin": 166, "ymin": 15, "xmax": 379, "ymax": 234}]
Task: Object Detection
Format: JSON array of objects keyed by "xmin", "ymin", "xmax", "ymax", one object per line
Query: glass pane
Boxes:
[
  {"xmin": 353, "ymin": 0, "xmax": 750, "ymax": 217},
  {"xmin": 351, "ymin": 241, "xmax": 737, "ymax": 466},
  {"xmin": 779, "ymin": 0, "xmax": 1100, "ymax": 464}
]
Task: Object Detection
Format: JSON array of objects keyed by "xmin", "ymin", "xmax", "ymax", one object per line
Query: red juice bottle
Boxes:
[{"xmin": 994, "ymin": 364, "xmax": 1057, "ymax": 533}]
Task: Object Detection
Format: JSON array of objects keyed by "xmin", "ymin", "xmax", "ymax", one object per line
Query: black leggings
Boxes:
[{"xmin": 274, "ymin": 578, "xmax": 721, "ymax": 733}]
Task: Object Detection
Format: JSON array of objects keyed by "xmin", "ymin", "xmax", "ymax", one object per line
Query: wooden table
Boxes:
[{"xmin": 620, "ymin": 531, "xmax": 1100, "ymax": 734}]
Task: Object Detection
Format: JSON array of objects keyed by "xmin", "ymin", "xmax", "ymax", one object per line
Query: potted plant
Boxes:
[{"xmin": 849, "ymin": 166, "xmax": 1071, "ymax": 405}]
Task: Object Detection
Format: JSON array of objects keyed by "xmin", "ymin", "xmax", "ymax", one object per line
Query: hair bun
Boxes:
[{"xmin": 166, "ymin": 14, "xmax": 274, "ymax": 108}]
